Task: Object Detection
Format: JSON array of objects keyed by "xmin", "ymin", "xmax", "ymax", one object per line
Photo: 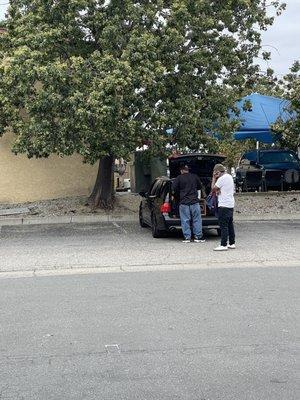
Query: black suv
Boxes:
[
  {"xmin": 236, "ymin": 149, "xmax": 300, "ymax": 191},
  {"xmin": 139, "ymin": 153, "xmax": 225, "ymax": 238}
]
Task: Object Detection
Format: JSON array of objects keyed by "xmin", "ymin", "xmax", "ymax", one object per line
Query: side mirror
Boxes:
[{"xmin": 139, "ymin": 191, "xmax": 147, "ymax": 198}]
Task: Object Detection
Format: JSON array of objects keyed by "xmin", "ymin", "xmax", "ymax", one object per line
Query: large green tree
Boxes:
[
  {"xmin": 273, "ymin": 62, "xmax": 300, "ymax": 150},
  {"xmin": 0, "ymin": 0, "xmax": 285, "ymax": 207}
]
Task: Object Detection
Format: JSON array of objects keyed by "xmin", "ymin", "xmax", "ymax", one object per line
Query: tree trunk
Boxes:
[{"xmin": 88, "ymin": 155, "xmax": 115, "ymax": 209}]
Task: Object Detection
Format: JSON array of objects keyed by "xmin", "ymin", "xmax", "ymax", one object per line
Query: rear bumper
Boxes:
[{"xmin": 164, "ymin": 215, "xmax": 219, "ymax": 231}]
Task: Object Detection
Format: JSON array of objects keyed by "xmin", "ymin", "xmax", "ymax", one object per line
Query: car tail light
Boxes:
[{"xmin": 160, "ymin": 202, "xmax": 171, "ymax": 213}]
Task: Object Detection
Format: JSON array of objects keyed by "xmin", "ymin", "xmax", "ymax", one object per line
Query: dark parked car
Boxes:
[
  {"xmin": 236, "ymin": 149, "xmax": 300, "ymax": 191},
  {"xmin": 139, "ymin": 153, "xmax": 226, "ymax": 238}
]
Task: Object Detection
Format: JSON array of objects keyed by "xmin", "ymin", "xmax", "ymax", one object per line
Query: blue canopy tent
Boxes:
[{"xmin": 233, "ymin": 93, "xmax": 291, "ymax": 144}]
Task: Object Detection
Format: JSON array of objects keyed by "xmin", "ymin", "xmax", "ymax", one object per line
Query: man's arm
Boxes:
[
  {"xmin": 211, "ymin": 173, "xmax": 221, "ymax": 193},
  {"xmin": 211, "ymin": 174, "xmax": 218, "ymax": 192}
]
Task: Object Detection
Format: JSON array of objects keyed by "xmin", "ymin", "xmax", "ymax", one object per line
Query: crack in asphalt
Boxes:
[
  {"xmin": 0, "ymin": 258, "xmax": 299, "ymax": 277},
  {"xmin": 2, "ymin": 341, "xmax": 297, "ymax": 365}
]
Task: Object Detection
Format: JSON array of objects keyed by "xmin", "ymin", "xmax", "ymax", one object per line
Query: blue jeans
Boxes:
[{"xmin": 179, "ymin": 203, "xmax": 202, "ymax": 240}]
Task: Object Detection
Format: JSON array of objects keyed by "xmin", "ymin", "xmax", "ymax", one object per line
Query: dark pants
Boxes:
[{"xmin": 218, "ymin": 207, "xmax": 235, "ymax": 247}]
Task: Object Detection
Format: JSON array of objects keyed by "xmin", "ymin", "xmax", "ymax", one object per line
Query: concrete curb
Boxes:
[
  {"xmin": 235, "ymin": 191, "xmax": 300, "ymax": 197},
  {"xmin": 234, "ymin": 213, "xmax": 300, "ymax": 221},
  {"xmin": 0, "ymin": 213, "xmax": 138, "ymax": 227},
  {"xmin": 0, "ymin": 212, "xmax": 300, "ymax": 227}
]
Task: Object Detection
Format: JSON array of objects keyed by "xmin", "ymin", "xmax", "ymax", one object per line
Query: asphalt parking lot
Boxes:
[
  {"xmin": 1, "ymin": 265, "xmax": 299, "ymax": 400},
  {"xmin": 0, "ymin": 220, "xmax": 299, "ymax": 276},
  {"xmin": 0, "ymin": 221, "xmax": 299, "ymax": 399}
]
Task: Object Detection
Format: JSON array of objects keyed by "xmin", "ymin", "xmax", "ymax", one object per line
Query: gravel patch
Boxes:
[
  {"xmin": 235, "ymin": 192, "xmax": 300, "ymax": 215},
  {"xmin": 0, "ymin": 192, "xmax": 299, "ymax": 218}
]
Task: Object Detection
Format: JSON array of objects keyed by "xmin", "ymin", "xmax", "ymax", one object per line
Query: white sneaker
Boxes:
[
  {"xmin": 182, "ymin": 239, "xmax": 191, "ymax": 243},
  {"xmin": 228, "ymin": 244, "xmax": 236, "ymax": 249},
  {"xmin": 213, "ymin": 245, "xmax": 228, "ymax": 251},
  {"xmin": 194, "ymin": 237, "xmax": 206, "ymax": 243}
]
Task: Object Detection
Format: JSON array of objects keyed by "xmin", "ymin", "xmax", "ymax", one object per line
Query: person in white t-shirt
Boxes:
[{"xmin": 211, "ymin": 164, "xmax": 235, "ymax": 251}]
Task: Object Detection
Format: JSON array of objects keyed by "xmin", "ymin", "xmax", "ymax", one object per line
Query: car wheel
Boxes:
[
  {"xmin": 151, "ymin": 214, "xmax": 165, "ymax": 238},
  {"xmin": 217, "ymin": 228, "xmax": 221, "ymax": 237},
  {"xmin": 139, "ymin": 204, "xmax": 148, "ymax": 228}
]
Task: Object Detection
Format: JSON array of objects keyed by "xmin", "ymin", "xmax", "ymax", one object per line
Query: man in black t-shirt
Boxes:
[{"xmin": 172, "ymin": 164, "xmax": 205, "ymax": 243}]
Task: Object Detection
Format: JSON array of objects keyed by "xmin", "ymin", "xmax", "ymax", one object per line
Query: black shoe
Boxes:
[{"xmin": 194, "ymin": 236, "xmax": 206, "ymax": 243}]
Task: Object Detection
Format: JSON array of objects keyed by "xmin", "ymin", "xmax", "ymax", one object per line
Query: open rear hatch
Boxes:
[
  {"xmin": 166, "ymin": 153, "xmax": 225, "ymax": 218},
  {"xmin": 169, "ymin": 153, "xmax": 226, "ymax": 195}
]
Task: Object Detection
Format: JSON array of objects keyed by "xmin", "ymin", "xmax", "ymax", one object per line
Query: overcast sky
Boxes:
[
  {"xmin": 257, "ymin": 0, "xmax": 300, "ymax": 76},
  {"xmin": 0, "ymin": 0, "xmax": 299, "ymax": 77}
]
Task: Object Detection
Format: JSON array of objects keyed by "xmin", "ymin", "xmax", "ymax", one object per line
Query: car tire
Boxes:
[
  {"xmin": 151, "ymin": 214, "xmax": 165, "ymax": 238},
  {"xmin": 139, "ymin": 204, "xmax": 148, "ymax": 228},
  {"xmin": 217, "ymin": 228, "xmax": 221, "ymax": 237}
]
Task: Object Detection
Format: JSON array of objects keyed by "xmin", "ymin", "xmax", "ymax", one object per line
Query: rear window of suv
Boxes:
[
  {"xmin": 241, "ymin": 152, "xmax": 257, "ymax": 162},
  {"xmin": 149, "ymin": 180, "xmax": 161, "ymax": 195},
  {"xmin": 259, "ymin": 152, "xmax": 298, "ymax": 164}
]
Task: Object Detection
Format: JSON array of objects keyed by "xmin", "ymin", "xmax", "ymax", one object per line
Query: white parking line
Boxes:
[
  {"xmin": 105, "ymin": 344, "xmax": 121, "ymax": 354},
  {"xmin": 112, "ymin": 222, "xmax": 128, "ymax": 234}
]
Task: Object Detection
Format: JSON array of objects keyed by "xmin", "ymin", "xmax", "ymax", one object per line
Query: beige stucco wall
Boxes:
[{"xmin": 0, "ymin": 133, "xmax": 98, "ymax": 203}]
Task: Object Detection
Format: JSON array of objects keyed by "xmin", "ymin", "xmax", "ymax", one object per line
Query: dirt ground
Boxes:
[
  {"xmin": 235, "ymin": 192, "xmax": 300, "ymax": 216},
  {"xmin": 1, "ymin": 191, "xmax": 300, "ymax": 217}
]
